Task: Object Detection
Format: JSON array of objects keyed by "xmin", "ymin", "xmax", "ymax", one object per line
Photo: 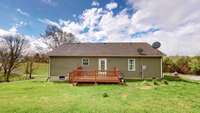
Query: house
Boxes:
[{"xmin": 47, "ymin": 42, "xmax": 165, "ymax": 82}]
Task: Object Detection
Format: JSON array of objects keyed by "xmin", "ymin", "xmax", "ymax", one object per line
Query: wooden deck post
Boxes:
[
  {"xmin": 114, "ymin": 67, "xmax": 120, "ymax": 83},
  {"xmin": 68, "ymin": 72, "xmax": 71, "ymax": 83},
  {"xmin": 95, "ymin": 70, "xmax": 97, "ymax": 84}
]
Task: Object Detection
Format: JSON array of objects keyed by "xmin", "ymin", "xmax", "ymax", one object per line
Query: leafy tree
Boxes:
[
  {"xmin": 176, "ymin": 56, "xmax": 191, "ymax": 74},
  {"xmin": 0, "ymin": 35, "xmax": 27, "ymax": 82},
  {"xmin": 163, "ymin": 57, "xmax": 178, "ymax": 72},
  {"xmin": 41, "ymin": 24, "xmax": 78, "ymax": 50},
  {"xmin": 190, "ymin": 57, "xmax": 200, "ymax": 75}
]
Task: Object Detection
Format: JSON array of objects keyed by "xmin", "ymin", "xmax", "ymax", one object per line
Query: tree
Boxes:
[
  {"xmin": 33, "ymin": 53, "xmax": 48, "ymax": 63},
  {"xmin": 190, "ymin": 57, "xmax": 200, "ymax": 75},
  {"xmin": 24, "ymin": 56, "xmax": 34, "ymax": 79},
  {"xmin": 0, "ymin": 59, "xmax": 2, "ymax": 72},
  {"xmin": 163, "ymin": 57, "xmax": 178, "ymax": 72},
  {"xmin": 41, "ymin": 24, "xmax": 78, "ymax": 50},
  {"xmin": 33, "ymin": 53, "xmax": 40, "ymax": 62},
  {"xmin": 40, "ymin": 24, "xmax": 78, "ymax": 81},
  {"xmin": 176, "ymin": 56, "xmax": 191, "ymax": 74},
  {"xmin": 0, "ymin": 35, "xmax": 27, "ymax": 82}
]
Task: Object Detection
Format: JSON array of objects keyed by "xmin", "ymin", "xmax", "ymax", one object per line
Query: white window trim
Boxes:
[
  {"xmin": 82, "ymin": 58, "xmax": 89, "ymax": 66},
  {"xmin": 128, "ymin": 59, "xmax": 136, "ymax": 71},
  {"xmin": 98, "ymin": 58, "xmax": 107, "ymax": 71}
]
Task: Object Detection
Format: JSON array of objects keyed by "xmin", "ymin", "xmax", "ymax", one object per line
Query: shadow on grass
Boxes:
[
  {"xmin": 31, "ymin": 80, "xmax": 47, "ymax": 83},
  {"xmin": 76, "ymin": 83, "xmax": 122, "ymax": 86},
  {"xmin": 125, "ymin": 75, "xmax": 200, "ymax": 85},
  {"xmin": 0, "ymin": 73, "xmax": 26, "ymax": 82},
  {"xmin": 125, "ymin": 79, "xmax": 151, "ymax": 82},
  {"xmin": 164, "ymin": 75, "xmax": 182, "ymax": 81},
  {"xmin": 52, "ymin": 81, "xmax": 68, "ymax": 84}
]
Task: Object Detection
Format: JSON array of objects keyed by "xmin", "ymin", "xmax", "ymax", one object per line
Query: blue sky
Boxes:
[
  {"xmin": 0, "ymin": 0, "xmax": 200, "ymax": 55},
  {"xmin": 0, "ymin": 0, "xmax": 130, "ymax": 36}
]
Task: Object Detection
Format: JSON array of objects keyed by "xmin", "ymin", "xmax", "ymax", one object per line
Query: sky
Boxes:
[{"xmin": 0, "ymin": 0, "xmax": 200, "ymax": 56}]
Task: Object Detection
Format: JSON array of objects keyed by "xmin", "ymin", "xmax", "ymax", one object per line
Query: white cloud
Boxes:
[
  {"xmin": 131, "ymin": 23, "xmax": 200, "ymax": 56},
  {"xmin": 41, "ymin": 0, "xmax": 56, "ymax": 6},
  {"xmin": 16, "ymin": 8, "xmax": 30, "ymax": 17},
  {"xmin": 29, "ymin": 37, "xmax": 49, "ymax": 54},
  {"xmin": 81, "ymin": 8, "xmax": 104, "ymax": 29},
  {"xmin": 0, "ymin": 22, "xmax": 47, "ymax": 55},
  {"xmin": 91, "ymin": 1, "xmax": 100, "ymax": 7},
  {"xmin": 9, "ymin": 21, "xmax": 27, "ymax": 33},
  {"xmin": 0, "ymin": 27, "xmax": 48, "ymax": 55},
  {"xmin": 127, "ymin": 0, "xmax": 200, "ymax": 55},
  {"xmin": 0, "ymin": 21, "xmax": 27, "ymax": 36},
  {"xmin": 61, "ymin": 21, "xmax": 82, "ymax": 35},
  {"xmin": 0, "ymin": 28, "xmax": 10, "ymax": 36},
  {"xmin": 33, "ymin": 0, "xmax": 200, "ymax": 56},
  {"xmin": 129, "ymin": 0, "xmax": 200, "ymax": 30},
  {"xmin": 105, "ymin": 2, "xmax": 118, "ymax": 10},
  {"xmin": 38, "ymin": 18, "xmax": 60, "ymax": 27}
]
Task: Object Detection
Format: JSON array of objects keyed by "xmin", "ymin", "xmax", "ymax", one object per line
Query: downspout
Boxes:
[
  {"xmin": 139, "ymin": 57, "xmax": 144, "ymax": 80},
  {"xmin": 161, "ymin": 57, "xmax": 163, "ymax": 79}
]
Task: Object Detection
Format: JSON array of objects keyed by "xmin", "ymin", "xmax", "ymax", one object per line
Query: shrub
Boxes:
[
  {"xmin": 153, "ymin": 79, "xmax": 159, "ymax": 85},
  {"xmin": 152, "ymin": 77, "xmax": 157, "ymax": 80},
  {"xmin": 102, "ymin": 92, "xmax": 109, "ymax": 98},
  {"xmin": 176, "ymin": 56, "xmax": 191, "ymax": 74},
  {"xmin": 163, "ymin": 57, "xmax": 178, "ymax": 73},
  {"xmin": 162, "ymin": 80, "xmax": 169, "ymax": 85},
  {"xmin": 190, "ymin": 57, "xmax": 200, "ymax": 75},
  {"xmin": 163, "ymin": 56, "xmax": 200, "ymax": 75}
]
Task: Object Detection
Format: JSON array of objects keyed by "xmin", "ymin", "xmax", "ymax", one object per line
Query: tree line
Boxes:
[
  {"xmin": 163, "ymin": 56, "xmax": 200, "ymax": 75},
  {"xmin": 0, "ymin": 24, "xmax": 78, "ymax": 82}
]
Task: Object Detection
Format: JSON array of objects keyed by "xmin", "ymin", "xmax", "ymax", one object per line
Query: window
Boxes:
[
  {"xmin": 128, "ymin": 59, "xmax": 135, "ymax": 71},
  {"xmin": 82, "ymin": 58, "xmax": 89, "ymax": 66}
]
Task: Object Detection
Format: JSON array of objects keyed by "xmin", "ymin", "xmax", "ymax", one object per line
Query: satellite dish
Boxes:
[
  {"xmin": 152, "ymin": 41, "xmax": 161, "ymax": 49},
  {"xmin": 137, "ymin": 48, "xmax": 144, "ymax": 54}
]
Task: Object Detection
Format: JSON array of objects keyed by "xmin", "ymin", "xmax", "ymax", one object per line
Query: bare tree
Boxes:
[
  {"xmin": 0, "ymin": 35, "xmax": 27, "ymax": 82},
  {"xmin": 41, "ymin": 24, "xmax": 78, "ymax": 50},
  {"xmin": 0, "ymin": 64, "xmax": 2, "ymax": 72},
  {"xmin": 0, "ymin": 52, "xmax": 3, "ymax": 72}
]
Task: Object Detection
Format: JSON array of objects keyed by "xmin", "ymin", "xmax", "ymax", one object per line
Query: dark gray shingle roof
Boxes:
[{"xmin": 48, "ymin": 42, "xmax": 165, "ymax": 57}]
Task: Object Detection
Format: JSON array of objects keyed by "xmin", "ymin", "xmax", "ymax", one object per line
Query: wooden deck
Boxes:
[{"xmin": 69, "ymin": 68, "xmax": 121, "ymax": 84}]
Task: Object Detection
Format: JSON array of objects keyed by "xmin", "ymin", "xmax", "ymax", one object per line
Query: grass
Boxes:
[
  {"xmin": 0, "ymin": 64, "xmax": 200, "ymax": 113},
  {"xmin": 0, "ymin": 63, "xmax": 48, "ymax": 81}
]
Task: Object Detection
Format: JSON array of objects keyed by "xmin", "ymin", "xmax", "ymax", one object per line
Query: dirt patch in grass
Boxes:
[
  {"xmin": 121, "ymin": 93, "xmax": 129, "ymax": 98},
  {"xmin": 140, "ymin": 85, "xmax": 154, "ymax": 90}
]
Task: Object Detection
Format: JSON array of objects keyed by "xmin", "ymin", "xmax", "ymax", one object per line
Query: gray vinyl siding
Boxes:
[{"xmin": 49, "ymin": 56, "xmax": 162, "ymax": 79}]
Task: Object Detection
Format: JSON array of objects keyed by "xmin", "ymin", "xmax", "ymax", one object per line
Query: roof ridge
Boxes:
[{"xmin": 62, "ymin": 42, "xmax": 149, "ymax": 44}]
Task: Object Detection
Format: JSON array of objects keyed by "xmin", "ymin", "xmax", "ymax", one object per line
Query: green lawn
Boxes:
[
  {"xmin": 0, "ymin": 63, "xmax": 48, "ymax": 81},
  {"xmin": 0, "ymin": 64, "xmax": 200, "ymax": 113}
]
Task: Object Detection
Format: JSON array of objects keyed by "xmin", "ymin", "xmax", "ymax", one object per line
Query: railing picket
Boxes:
[{"xmin": 69, "ymin": 68, "xmax": 121, "ymax": 83}]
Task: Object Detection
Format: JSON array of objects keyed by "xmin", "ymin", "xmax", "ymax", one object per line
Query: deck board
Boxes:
[{"xmin": 73, "ymin": 76, "xmax": 119, "ymax": 83}]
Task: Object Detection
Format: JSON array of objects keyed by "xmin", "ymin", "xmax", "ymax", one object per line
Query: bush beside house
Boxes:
[{"xmin": 163, "ymin": 56, "xmax": 200, "ymax": 75}]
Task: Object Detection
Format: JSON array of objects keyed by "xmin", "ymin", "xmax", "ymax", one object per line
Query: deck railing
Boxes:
[{"xmin": 69, "ymin": 68, "xmax": 121, "ymax": 83}]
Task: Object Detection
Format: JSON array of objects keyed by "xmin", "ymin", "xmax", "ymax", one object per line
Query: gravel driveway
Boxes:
[{"xmin": 179, "ymin": 75, "xmax": 200, "ymax": 81}]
